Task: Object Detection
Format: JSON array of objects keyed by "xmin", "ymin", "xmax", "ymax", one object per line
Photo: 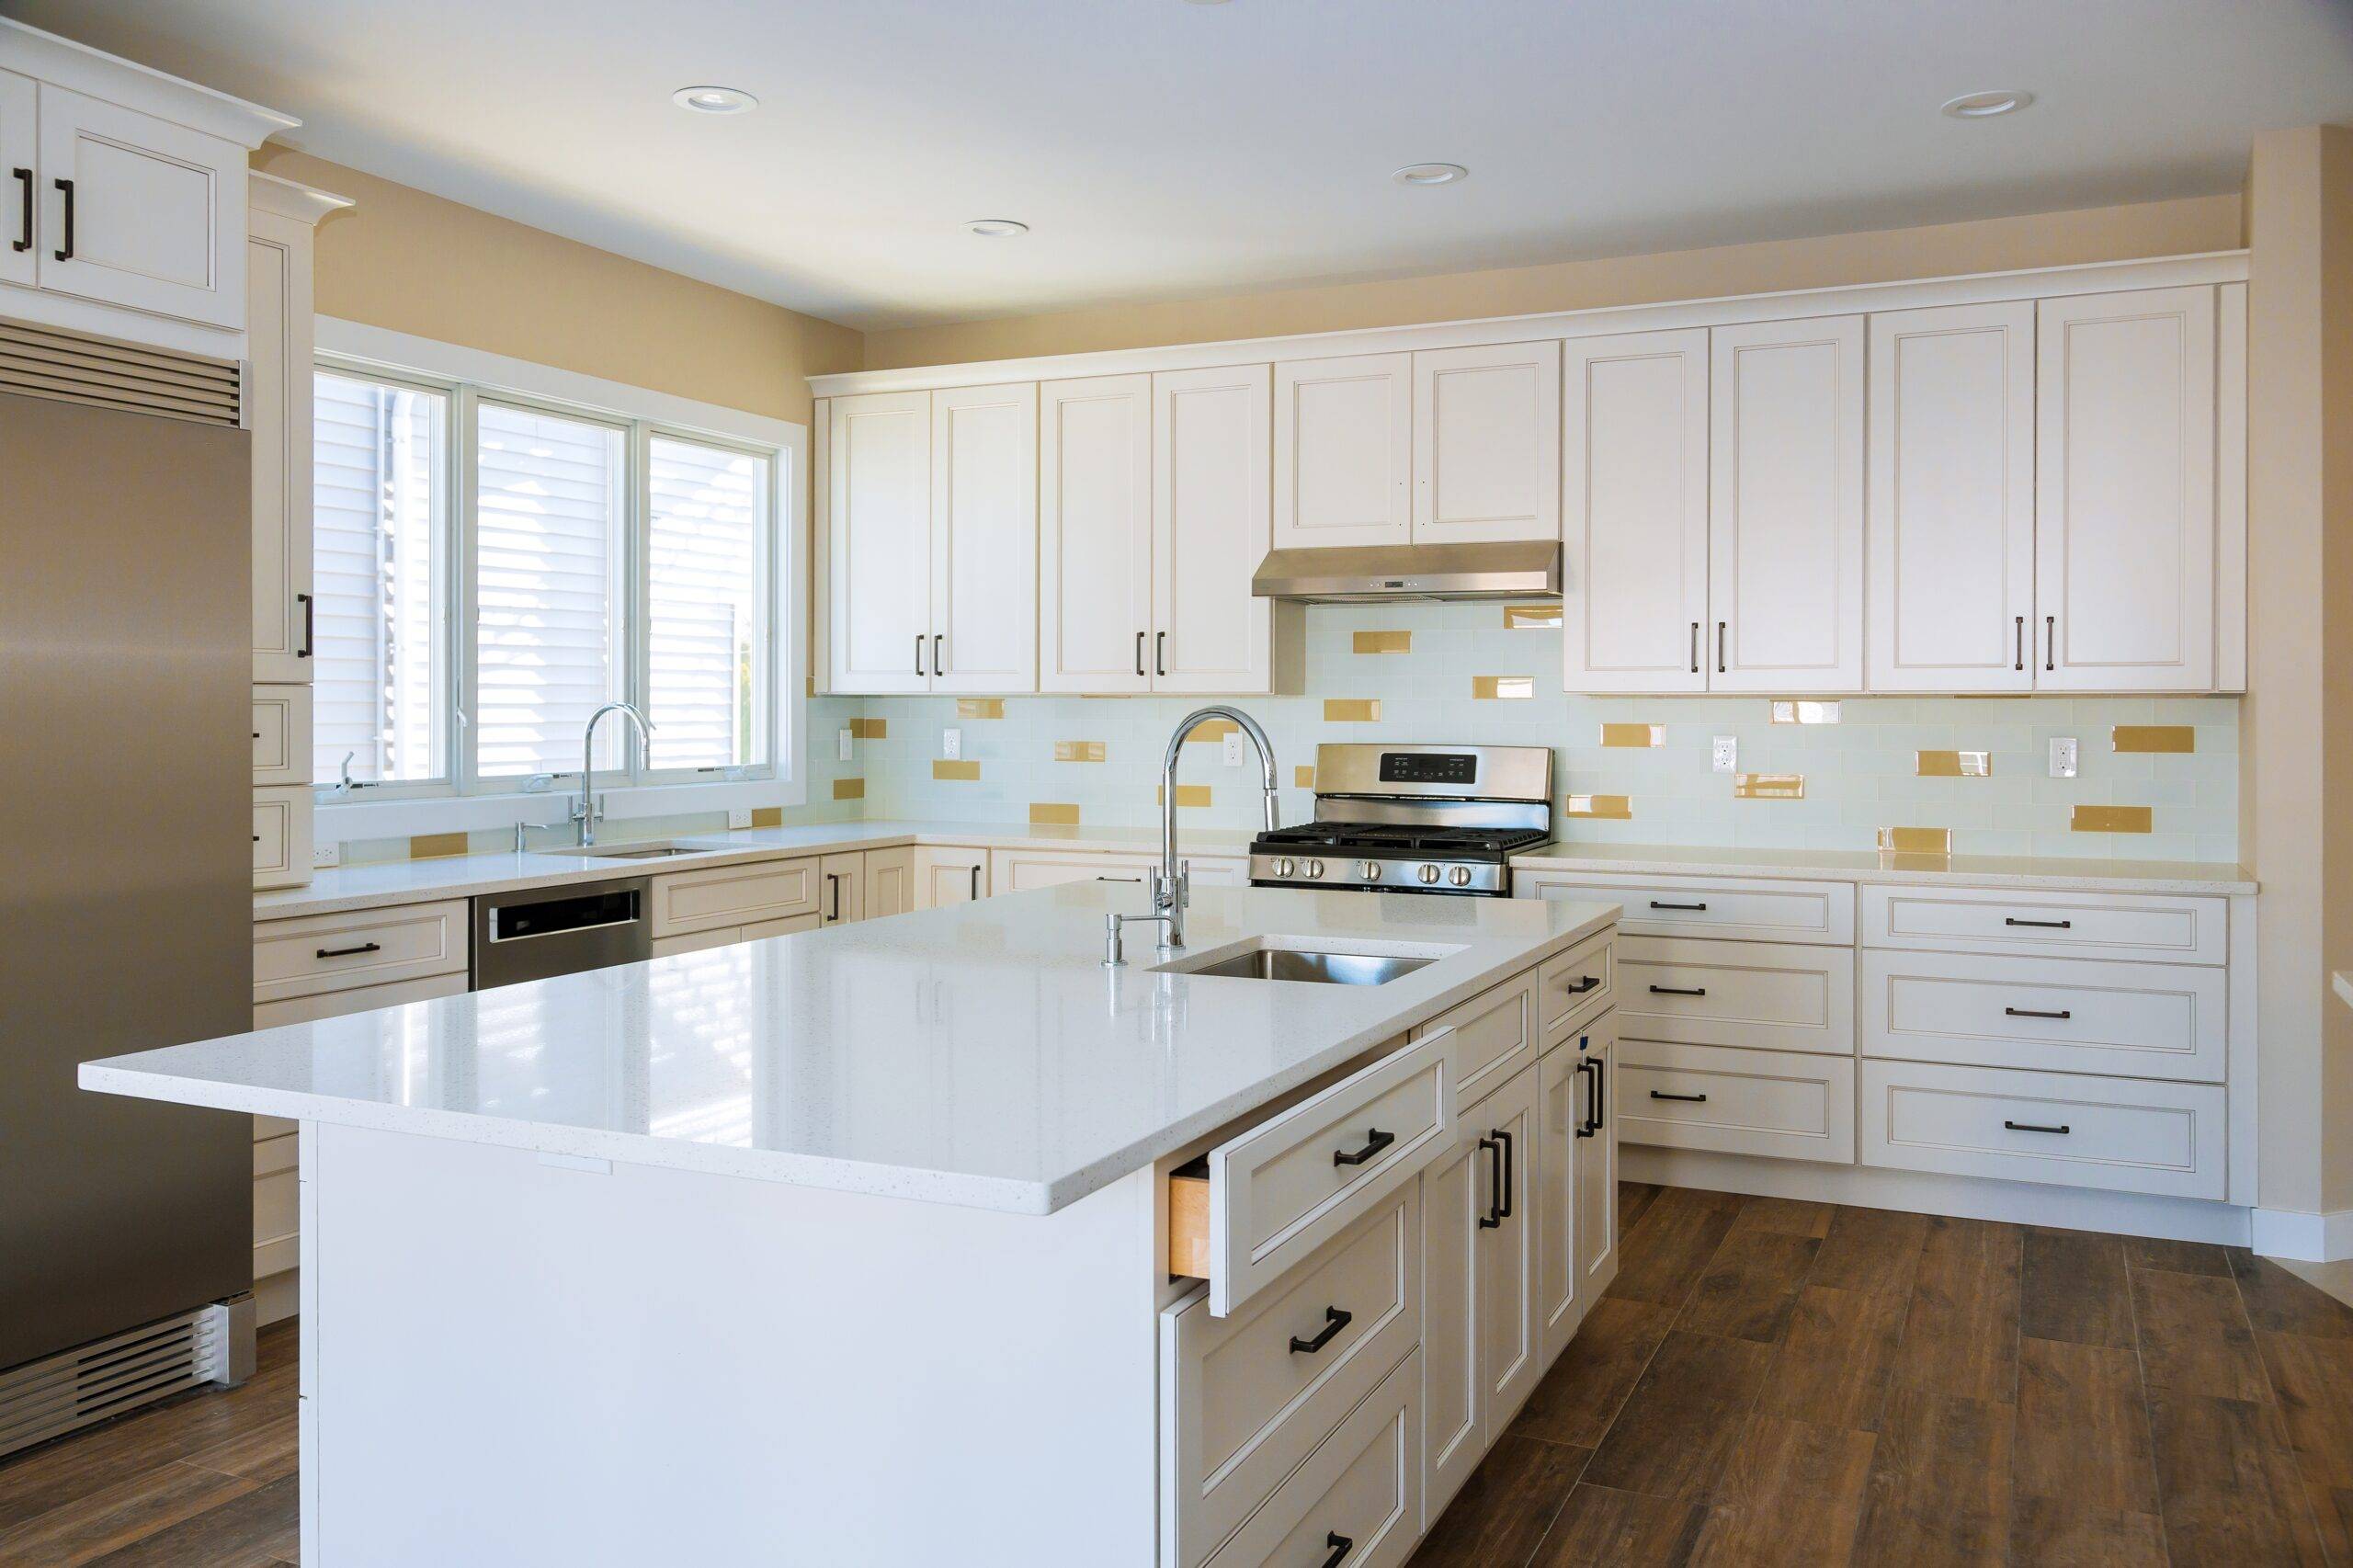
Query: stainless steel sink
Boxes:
[
  {"xmin": 1153, "ymin": 937, "xmax": 1460, "ymax": 985},
  {"xmin": 534, "ymin": 837, "xmax": 733, "ymax": 860}
]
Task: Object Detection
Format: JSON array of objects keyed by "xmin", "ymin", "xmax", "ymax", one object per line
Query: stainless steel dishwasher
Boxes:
[{"xmin": 472, "ymin": 878, "xmax": 653, "ymax": 990}]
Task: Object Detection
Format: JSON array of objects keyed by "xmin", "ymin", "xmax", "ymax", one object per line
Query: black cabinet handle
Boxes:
[
  {"xmin": 51, "ymin": 176, "xmax": 71, "ymax": 261},
  {"xmin": 1649, "ymin": 984, "xmax": 1707, "ymax": 996},
  {"xmin": 297, "ymin": 593, "xmax": 314, "ymax": 658},
  {"xmin": 11, "ymin": 167, "xmax": 28, "ymax": 253},
  {"xmin": 1495, "ymin": 1127, "xmax": 1515, "ymax": 1219},
  {"xmin": 969, "ymin": 865, "xmax": 981, "ymax": 901},
  {"xmin": 2014, "ymin": 615, "xmax": 2026, "ymax": 673},
  {"xmin": 915, "ymin": 635, "xmax": 926, "ymax": 678},
  {"xmin": 2045, "ymin": 614, "xmax": 2056, "ymax": 673},
  {"xmin": 2005, "ymin": 1006, "xmax": 2074, "ymax": 1020},
  {"xmin": 1650, "ymin": 1089, "xmax": 1709, "ymax": 1103},
  {"xmin": 1563, "ymin": 975, "xmax": 1600, "ymax": 995},
  {"xmin": 2005, "ymin": 916, "xmax": 2072, "ymax": 929},
  {"xmin": 1574, "ymin": 1059, "xmax": 1597, "ymax": 1138},
  {"xmin": 1155, "ymin": 631, "xmax": 1166, "ymax": 677},
  {"xmin": 932, "ymin": 633, "xmax": 943, "ymax": 675},
  {"xmin": 315, "ymin": 942, "xmax": 382, "ymax": 959},
  {"xmin": 1595, "ymin": 1057, "xmax": 1607, "ymax": 1129},
  {"xmin": 1477, "ymin": 1135, "xmax": 1504, "ymax": 1227},
  {"xmin": 1135, "ymin": 631, "xmax": 1145, "ymax": 678},
  {"xmin": 825, "ymin": 872, "xmax": 842, "ymax": 921},
  {"xmin": 1333, "ymin": 1128, "xmax": 1394, "ymax": 1167},
  {"xmin": 1716, "ymin": 619, "xmax": 1727, "ymax": 674},
  {"xmin": 1688, "ymin": 620, "xmax": 1699, "ymax": 675},
  {"xmin": 1288, "ymin": 1305, "xmax": 1352, "ymax": 1355},
  {"xmin": 2005, "ymin": 1119, "xmax": 2070, "ymax": 1135},
  {"xmin": 1320, "ymin": 1533, "xmax": 1354, "ymax": 1568},
  {"xmin": 1649, "ymin": 900, "xmax": 1707, "ymax": 912}
]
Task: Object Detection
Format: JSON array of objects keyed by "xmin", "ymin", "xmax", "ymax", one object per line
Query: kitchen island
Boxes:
[{"xmin": 84, "ymin": 881, "xmax": 1620, "ymax": 1568}]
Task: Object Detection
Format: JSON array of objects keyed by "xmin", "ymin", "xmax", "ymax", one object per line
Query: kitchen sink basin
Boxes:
[
  {"xmin": 1152, "ymin": 936, "xmax": 1461, "ymax": 985},
  {"xmin": 535, "ymin": 837, "xmax": 735, "ymax": 860}
]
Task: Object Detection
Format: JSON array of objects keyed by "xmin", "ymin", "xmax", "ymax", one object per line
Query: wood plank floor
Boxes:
[
  {"xmin": 6, "ymin": 1186, "xmax": 2352, "ymax": 1566},
  {"xmin": 1413, "ymin": 1182, "xmax": 2353, "ymax": 1567}
]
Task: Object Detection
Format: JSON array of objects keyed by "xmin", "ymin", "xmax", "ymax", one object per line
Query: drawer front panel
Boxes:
[
  {"xmin": 1208, "ymin": 1029, "xmax": 1449, "ymax": 1316},
  {"xmin": 1859, "ymin": 1059, "xmax": 2226, "ymax": 1199},
  {"xmin": 993, "ymin": 848, "xmax": 1247, "ymax": 892},
  {"xmin": 1620, "ymin": 936, "xmax": 1856, "ymax": 1054},
  {"xmin": 1521, "ymin": 871, "xmax": 1855, "ymax": 944},
  {"xmin": 253, "ymin": 901, "xmax": 469, "ymax": 1002},
  {"xmin": 651, "ymin": 858, "xmax": 818, "ymax": 936},
  {"xmin": 1163, "ymin": 1187, "xmax": 1419, "ymax": 1567},
  {"xmin": 252, "ymin": 970, "xmax": 468, "ymax": 1028},
  {"xmin": 1429, "ymin": 975, "xmax": 1537, "ymax": 1112},
  {"xmin": 1617, "ymin": 1038, "xmax": 1857, "ymax": 1164},
  {"xmin": 1861, "ymin": 949, "xmax": 2225, "ymax": 1082},
  {"xmin": 1202, "ymin": 1348, "xmax": 1421, "ymax": 1568},
  {"xmin": 251, "ymin": 686, "xmax": 310, "ymax": 786},
  {"xmin": 743, "ymin": 912, "xmax": 823, "ymax": 942},
  {"xmin": 1538, "ymin": 928, "xmax": 1615, "ymax": 1040},
  {"xmin": 1861, "ymin": 883, "xmax": 2227, "ymax": 965}
]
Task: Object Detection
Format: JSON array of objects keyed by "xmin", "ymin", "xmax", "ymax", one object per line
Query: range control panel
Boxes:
[{"xmin": 1378, "ymin": 751, "xmax": 1477, "ymax": 786}]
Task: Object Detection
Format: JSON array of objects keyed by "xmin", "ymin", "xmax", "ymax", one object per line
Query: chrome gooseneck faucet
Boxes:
[
  {"xmin": 1106, "ymin": 706, "xmax": 1280, "ymax": 965},
  {"xmin": 571, "ymin": 701, "xmax": 654, "ymax": 847}
]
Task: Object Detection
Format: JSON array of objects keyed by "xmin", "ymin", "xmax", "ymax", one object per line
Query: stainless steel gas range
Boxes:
[{"xmin": 1248, "ymin": 743, "xmax": 1553, "ymax": 897}]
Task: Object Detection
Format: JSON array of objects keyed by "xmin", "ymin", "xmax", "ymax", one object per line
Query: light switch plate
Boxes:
[
  {"xmin": 727, "ymin": 807, "xmax": 752, "ymax": 829},
  {"xmin": 2050, "ymin": 737, "xmax": 2079, "ymax": 778},
  {"xmin": 311, "ymin": 841, "xmax": 342, "ymax": 869},
  {"xmin": 837, "ymin": 727, "xmax": 853, "ymax": 762},
  {"xmin": 1711, "ymin": 736, "xmax": 1737, "ymax": 774},
  {"xmin": 1222, "ymin": 732, "xmax": 1246, "ymax": 767},
  {"xmin": 942, "ymin": 727, "xmax": 962, "ymax": 760}
]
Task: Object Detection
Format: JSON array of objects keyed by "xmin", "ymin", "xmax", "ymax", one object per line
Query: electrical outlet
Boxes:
[
  {"xmin": 837, "ymin": 727, "xmax": 853, "ymax": 763},
  {"xmin": 1222, "ymin": 732, "xmax": 1246, "ymax": 767},
  {"xmin": 727, "ymin": 807, "xmax": 752, "ymax": 830},
  {"xmin": 1711, "ymin": 735, "xmax": 1738, "ymax": 774},
  {"xmin": 2050, "ymin": 737, "xmax": 2079, "ymax": 778},
  {"xmin": 312, "ymin": 841, "xmax": 342, "ymax": 869},
  {"xmin": 942, "ymin": 727, "xmax": 962, "ymax": 760}
]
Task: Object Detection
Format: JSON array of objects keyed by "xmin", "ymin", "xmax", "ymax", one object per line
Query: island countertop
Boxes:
[{"xmin": 85, "ymin": 883, "xmax": 1617, "ymax": 1216}]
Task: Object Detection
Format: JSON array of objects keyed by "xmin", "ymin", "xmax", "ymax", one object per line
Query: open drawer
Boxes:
[{"xmin": 1171, "ymin": 1027, "xmax": 1453, "ymax": 1316}]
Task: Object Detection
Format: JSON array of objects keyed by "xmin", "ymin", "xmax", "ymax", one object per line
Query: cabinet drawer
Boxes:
[
  {"xmin": 251, "ymin": 786, "xmax": 311, "ymax": 890},
  {"xmin": 254, "ymin": 901, "xmax": 468, "ymax": 1003},
  {"xmin": 1427, "ymin": 974, "xmax": 1537, "ymax": 1113},
  {"xmin": 1202, "ymin": 1348, "xmax": 1421, "ymax": 1568},
  {"xmin": 252, "ymin": 970, "xmax": 468, "ymax": 1027},
  {"xmin": 1199, "ymin": 1029, "xmax": 1450, "ymax": 1316},
  {"xmin": 1617, "ymin": 1038, "xmax": 1857, "ymax": 1164},
  {"xmin": 992, "ymin": 847, "xmax": 1247, "ymax": 892},
  {"xmin": 1620, "ymin": 936, "xmax": 1855, "ymax": 1054},
  {"xmin": 651, "ymin": 858, "xmax": 818, "ymax": 936},
  {"xmin": 1860, "ymin": 1059, "xmax": 2226, "ymax": 1199},
  {"xmin": 1162, "ymin": 1187, "xmax": 1420, "ymax": 1568},
  {"xmin": 1538, "ymin": 928, "xmax": 1614, "ymax": 1040},
  {"xmin": 1861, "ymin": 883, "xmax": 2226, "ymax": 965},
  {"xmin": 251, "ymin": 686, "xmax": 310, "ymax": 786},
  {"xmin": 1861, "ymin": 949, "xmax": 2225, "ymax": 1082},
  {"xmin": 1522, "ymin": 871, "xmax": 1854, "ymax": 944}
]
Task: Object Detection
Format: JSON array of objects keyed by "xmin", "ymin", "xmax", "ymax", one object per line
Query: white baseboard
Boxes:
[
  {"xmin": 1622, "ymin": 1146, "xmax": 2254, "ymax": 1247},
  {"xmin": 2250, "ymin": 1206, "xmax": 2353, "ymax": 1262}
]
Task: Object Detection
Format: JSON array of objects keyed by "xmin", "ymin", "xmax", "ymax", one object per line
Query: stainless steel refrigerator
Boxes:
[{"xmin": 0, "ymin": 376, "xmax": 256, "ymax": 1449}]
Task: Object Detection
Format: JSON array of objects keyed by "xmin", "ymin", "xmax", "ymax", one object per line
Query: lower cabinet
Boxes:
[
  {"xmin": 1536, "ymin": 1022, "xmax": 1620, "ymax": 1367},
  {"xmin": 819, "ymin": 852, "xmax": 865, "ymax": 925},
  {"xmin": 993, "ymin": 846, "xmax": 1248, "ymax": 892},
  {"xmin": 649, "ymin": 913, "xmax": 820, "ymax": 959},
  {"xmin": 863, "ymin": 846, "xmax": 913, "ymax": 918},
  {"xmin": 913, "ymin": 846, "xmax": 989, "ymax": 907}
]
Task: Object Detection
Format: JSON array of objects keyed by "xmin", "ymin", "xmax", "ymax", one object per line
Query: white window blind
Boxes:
[{"xmin": 646, "ymin": 437, "xmax": 769, "ymax": 771}]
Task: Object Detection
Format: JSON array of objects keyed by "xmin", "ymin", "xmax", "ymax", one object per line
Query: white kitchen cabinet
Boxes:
[
  {"xmin": 819, "ymin": 851, "xmax": 865, "ymax": 926},
  {"xmin": 1572, "ymin": 1023, "xmax": 1619, "ymax": 1302},
  {"xmin": 1411, "ymin": 341, "xmax": 1561, "ymax": 544},
  {"xmin": 914, "ymin": 846, "xmax": 989, "ymax": 908},
  {"xmin": 929, "ymin": 382, "xmax": 1037, "ymax": 693},
  {"xmin": 1707, "ymin": 316, "xmax": 1865, "ymax": 692},
  {"xmin": 0, "ymin": 70, "xmax": 32, "ymax": 290},
  {"xmin": 826, "ymin": 392, "xmax": 932, "ymax": 694},
  {"xmin": 863, "ymin": 846, "xmax": 913, "ymax": 920},
  {"xmin": 1561, "ymin": 329, "xmax": 1710, "ymax": 693},
  {"xmin": 1272, "ymin": 352, "xmax": 1412, "ymax": 551},
  {"xmin": 990, "ymin": 846, "xmax": 1246, "ymax": 893},
  {"xmin": 1040, "ymin": 373, "xmax": 1154, "ymax": 693},
  {"xmin": 2035, "ymin": 287, "xmax": 2216, "ymax": 690},
  {"xmin": 248, "ymin": 175, "xmax": 343, "ymax": 685},
  {"xmin": 253, "ymin": 785, "xmax": 311, "ymax": 890},
  {"xmin": 1153, "ymin": 364, "xmax": 1273, "ymax": 693},
  {"xmin": 1534, "ymin": 1046, "xmax": 1581, "ymax": 1366},
  {"xmin": 251, "ymin": 685, "xmax": 310, "ymax": 787},
  {"xmin": 1867, "ymin": 302, "xmax": 2036, "ymax": 692}
]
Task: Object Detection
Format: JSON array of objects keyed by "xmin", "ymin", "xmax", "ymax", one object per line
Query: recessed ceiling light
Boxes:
[
  {"xmin": 672, "ymin": 85, "xmax": 756, "ymax": 115},
  {"xmin": 965, "ymin": 219, "xmax": 1029, "ymax": 238},
  {"xmin": 1392, "ymin": 163, "xmax": 1469, "ymax": 187},
  {"xmin": 1940, "ymin": 89, "xmax": 2033, "ymax": 119}
]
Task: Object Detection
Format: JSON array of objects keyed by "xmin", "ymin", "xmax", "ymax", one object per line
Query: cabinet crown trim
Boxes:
[{"xmin": 0, "ymin": 17, "xmax": 298, "ymax": 147}]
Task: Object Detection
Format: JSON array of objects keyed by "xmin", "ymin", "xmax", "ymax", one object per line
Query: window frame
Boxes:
[{"xmin": 311, "ymin": 320, "xmax": 807, "ymax": 840}]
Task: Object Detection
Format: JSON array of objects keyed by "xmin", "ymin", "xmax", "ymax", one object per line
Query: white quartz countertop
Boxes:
[
  {"xmin": 91, "ymin": 884, "xmax": 1616, "ymax": 1216},
  {"xmin": 1510, "ymin": 840, "xmax": 2256, "ymax": 895}
]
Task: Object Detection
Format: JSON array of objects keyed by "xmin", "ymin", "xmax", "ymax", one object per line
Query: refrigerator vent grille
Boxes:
[
  {"xmin": 0, "ymin": 1307, "xmax": 231, "ymax": 1460},
  {"xmin": 0, "ymin": 319, "xmax": 242, "ymax": 428}
]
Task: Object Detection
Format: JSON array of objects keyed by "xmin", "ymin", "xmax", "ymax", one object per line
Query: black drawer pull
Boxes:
[
  {"xmin": 1563, "ymin": 974, "xmax": 1600, "ymax": 994},
  {"xmin": 297, "ymin": 592, "xmax": 314, "ymax": 658},
  {"xmin": 1321, "ymin": 1532, "xmax": 1354, "ymax": 1568},
  {"xmin": 2004, "ymin": 1006, "xmax": 2073, "ymax": 1020},
  {"xmin": 1650, "ymin": 1089, "xmax": 1709, "ymax": 1103},
  {"xmin": 1288, "ymin": 1305, "xmax": 1352, "ymax": 1355},
  {"xmin": 1649, "ymin": 900, "xmax": 1708, "ymax": 912},
  {"xmin": 1574, "ymin": 1058, "xmax": 1598, "ymax": 1138},
  {"xmin": 11, "ymin": 167, "xmax": 28, "ymax": 253},
  {"xmin": 2005, "ymin": 1119, "xmax": 2071, "ymax": 1135},
  {"xmin": 52, "ymin": 176, "xmax": 72, "ymax": 260},
  {"xmin": 2004, "ymin": 916, "xmax": 2073, "ymax": 929},
  {"xmin": 1494, "ymin": 1127, "xmax": 1515, "ymax": 1219},
  {"xmin": 1477, "ymin": 1135, "xmax": 1504, "ymax": 1227},
  {"xmin": 1648, "ymin": 984, "xmax": 1707, "ymax": 996},
  {"xmin": 315, "ymin": 942, "xmax": 382, "ymax": 959},
  {"xmin": 1333, "ymin": 1128, "xmax": 1393, "ymax": 1167}
]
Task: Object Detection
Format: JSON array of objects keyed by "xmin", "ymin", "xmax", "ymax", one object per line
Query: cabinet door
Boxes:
[
  {"xmin": 827, "ymin": 392, "xmax": 932, "ymax": 694},
  {"xmin": 36, "ymin": 85, "xmax": 244, "ymax": 328},
  {"xmin": 1477, "ymin": 1065, "xmax": 1542, "ymax": 1435},
  {"xmin": 818, "ymin": 852, "xmax": 865, "ymax": 925},
  {"xmin": 1708, "ymin": 317, "xmax": 1864, "ymax": 691},
  {"xmin": 1420, "ymin": 1112, "xmax": 1489, "ymax": 1521},
  {"xmin": 1040, "ymin": 374, "xmax": 1154, "ymax": 693},
  {"xmin": 914, "ymin": 846, "xmax": 988, "ymax": 908},
  {"xmin": 861, "ymin": 846, "xmax": 913, "ymax": 920},
  {"xmin": 0, "ymin": 71, "xmax": 33, "ymax": 290},
  {"xmin": 1412, "ymin": 341, "xmax": 1561, "ymax": 544},
  {"xmin": 1154, "ymin": 364, "xmax": 1271, "ymax": 693},
  {"xmin": 2035, "ymin": 287, "xmax": 2216, "ymax": 691},
  {"xmin": 1868, "ymin": 302, "xmax": 2035, "ymax": 692},
  {"xmin": 1574, "ymin": 1019, "xmax": 1620, "ymax": 1300},
  {"xmin": 248, "ymin": 207, "xmax": 315, "ymax": 682},
  {"xmin": 1562, "ymin": 331, "xmax": 1709, "ymax": 692},
  {"xmin": 929, "ymin": 382, "xmax": 1037, "ymax": 694},
  {"xmin": 1272, "ymin": 353, "xmax": 1412, "ymax": 551},
  {"xmin": 1535, "ymin": 1047, "xmax": 1582, "ymax": 1366}
]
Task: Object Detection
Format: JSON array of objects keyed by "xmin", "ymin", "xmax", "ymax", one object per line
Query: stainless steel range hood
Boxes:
[{"xmin": 1251, "ymin": 540, "xmax": 1561, "ymax": 603}]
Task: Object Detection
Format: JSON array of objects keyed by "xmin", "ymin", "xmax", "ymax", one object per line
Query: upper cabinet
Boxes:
[
  {"xmin": 1040, "ymin": 373, "xmax": 1154, "ymax": 694},
  {"xmin": 1272, "ymin": 352, "xmax": 1411, "ymax": 551},
  {"xmin": 1867, "ymin": 302, "xmax": 2036, "ymax": 692},
  {"xmin": 827, "ymin": 392, "xmax": 934, "ymax": 694},
  {"xmin": 248, "ymin": 175, "xmax": 347, "ymax": 684},
  {"xmin": 1153, "ymin": 364, "xmax": 1273, "ymax": 692},
  {"xmin": 930, "ymin": 382, "xmax": 1038, "ymax": 694},
  {"xmin": 1413, "ymin": 341, "xmax": 1562, "ymax": 544},
  {"xmin": 2035, "ymin": 287, "xmax": 2216, "ymax": 691},
  {"xmin": 0, "ymin": 71, "xmax": 32, "ymax": 290}
]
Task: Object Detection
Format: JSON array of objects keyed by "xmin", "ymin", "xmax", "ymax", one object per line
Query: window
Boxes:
[{"xmin": 311, "ymin": 349, "xmax": 789, "ymax": 811}]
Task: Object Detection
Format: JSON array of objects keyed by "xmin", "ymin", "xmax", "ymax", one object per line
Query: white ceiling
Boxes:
[{"xmin": 9, "ymin": 0, "xmax": 2351, "ymax": 331}]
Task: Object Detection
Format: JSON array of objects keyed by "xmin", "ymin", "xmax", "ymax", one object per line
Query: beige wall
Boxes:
[{"xmin": 864, "ymin": 194, "xmax": 2242, "ymax": 369}]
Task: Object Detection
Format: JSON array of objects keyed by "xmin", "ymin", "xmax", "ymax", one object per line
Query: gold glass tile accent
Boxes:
[
  {"xmin": 750, "ymin": 807, "xmax": 784, "ymax": 828},
  {"xmin": 1324, "ymin": 699, "xmax": 1381, "ymax": 722},
  {"xmin": 2072, "ymin": 804, "xmax": 2153, "ymax": 833},
  {"xmin": 1770, "ymin": 700, "xmax": 1843, "ymax": 724},
  {"xmin": 1029, "ymin": 802, "xmax": 1080, "ymax": 826},
  {"xmin": 1353, "ymin": 631, "xmax": 1412, "ymax": 654},
  {"xmin": 1503, "ymin": 604, "xmax": 1562, "ymax": 630},
  {"xmin": 1473, "ymin": 676, "xmax": 1537, "ymax": 700},
  {"xmin": 1184, "ymin": 720, "xmax": 1236, "ymax": 742},
  {"xmin": 832, "ymin": 778, "xmax": 865, "ymax": 801},
  {"xmin": 1563, "ymin": 794, "xmax": 1631, "ymax": 819},
  {"xmin": 954, "ymin": 698, "xmax": 1004, "ymax": 720},
  {"xmin": 932, "ymin": 759, "xmax": 981, "ymax": 781},
  {"xmin": 1878, "ymin": 826, "xmax": 1953, "ymax": 854},
  {"xmin": 1295, "ymin": 765, "xmax": 1316, "ymax": 789},
  {"xmin": 1053, "ymin": 741, "xmax": 1107, "ymax": 763},
  {"xmin": 1155, "ymin": 783, "xmax": 1212, "ymax": 808},
  {"xmin": 849, "ymin": 717, "xmax": 887, "ymax": 740},
  {"xmin": 409, "ymin": 832, "xmax": 469, "ymax": 860},
  {"xmin": 1915, "ymin": 750, "xmax": 1992, "ymax": 778},
  {"xmin": 2113, "ymin": 725, "xmax": 2195, "ymax": 754},
  {"xmin": 1600, "ymin": 723, "xmax": 1665, "ymax": 748},
  {"xmin": 1733, "ymin": 774, "xmax": 1805, "ymax": 800}
]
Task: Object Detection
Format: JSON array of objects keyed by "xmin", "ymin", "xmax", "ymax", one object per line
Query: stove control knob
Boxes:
[
  {"xmin": 1448, "ymin": 865, "xmax": 1473, "ymax": 887},
  {"xmin": 1416, "ymin": 863, "xmax": 1442, "ymax": 885},
  {"xmin": 1357, "ymin": 859, "xmax": 1381, "ymax": 881},
  {"xmin": 1303, "ymin": 858, "xmax": 1325, "ymax": 880},
  {"xmin": 1272, "ymin": 857, "xmax": 1296, "ymax": 878}
]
